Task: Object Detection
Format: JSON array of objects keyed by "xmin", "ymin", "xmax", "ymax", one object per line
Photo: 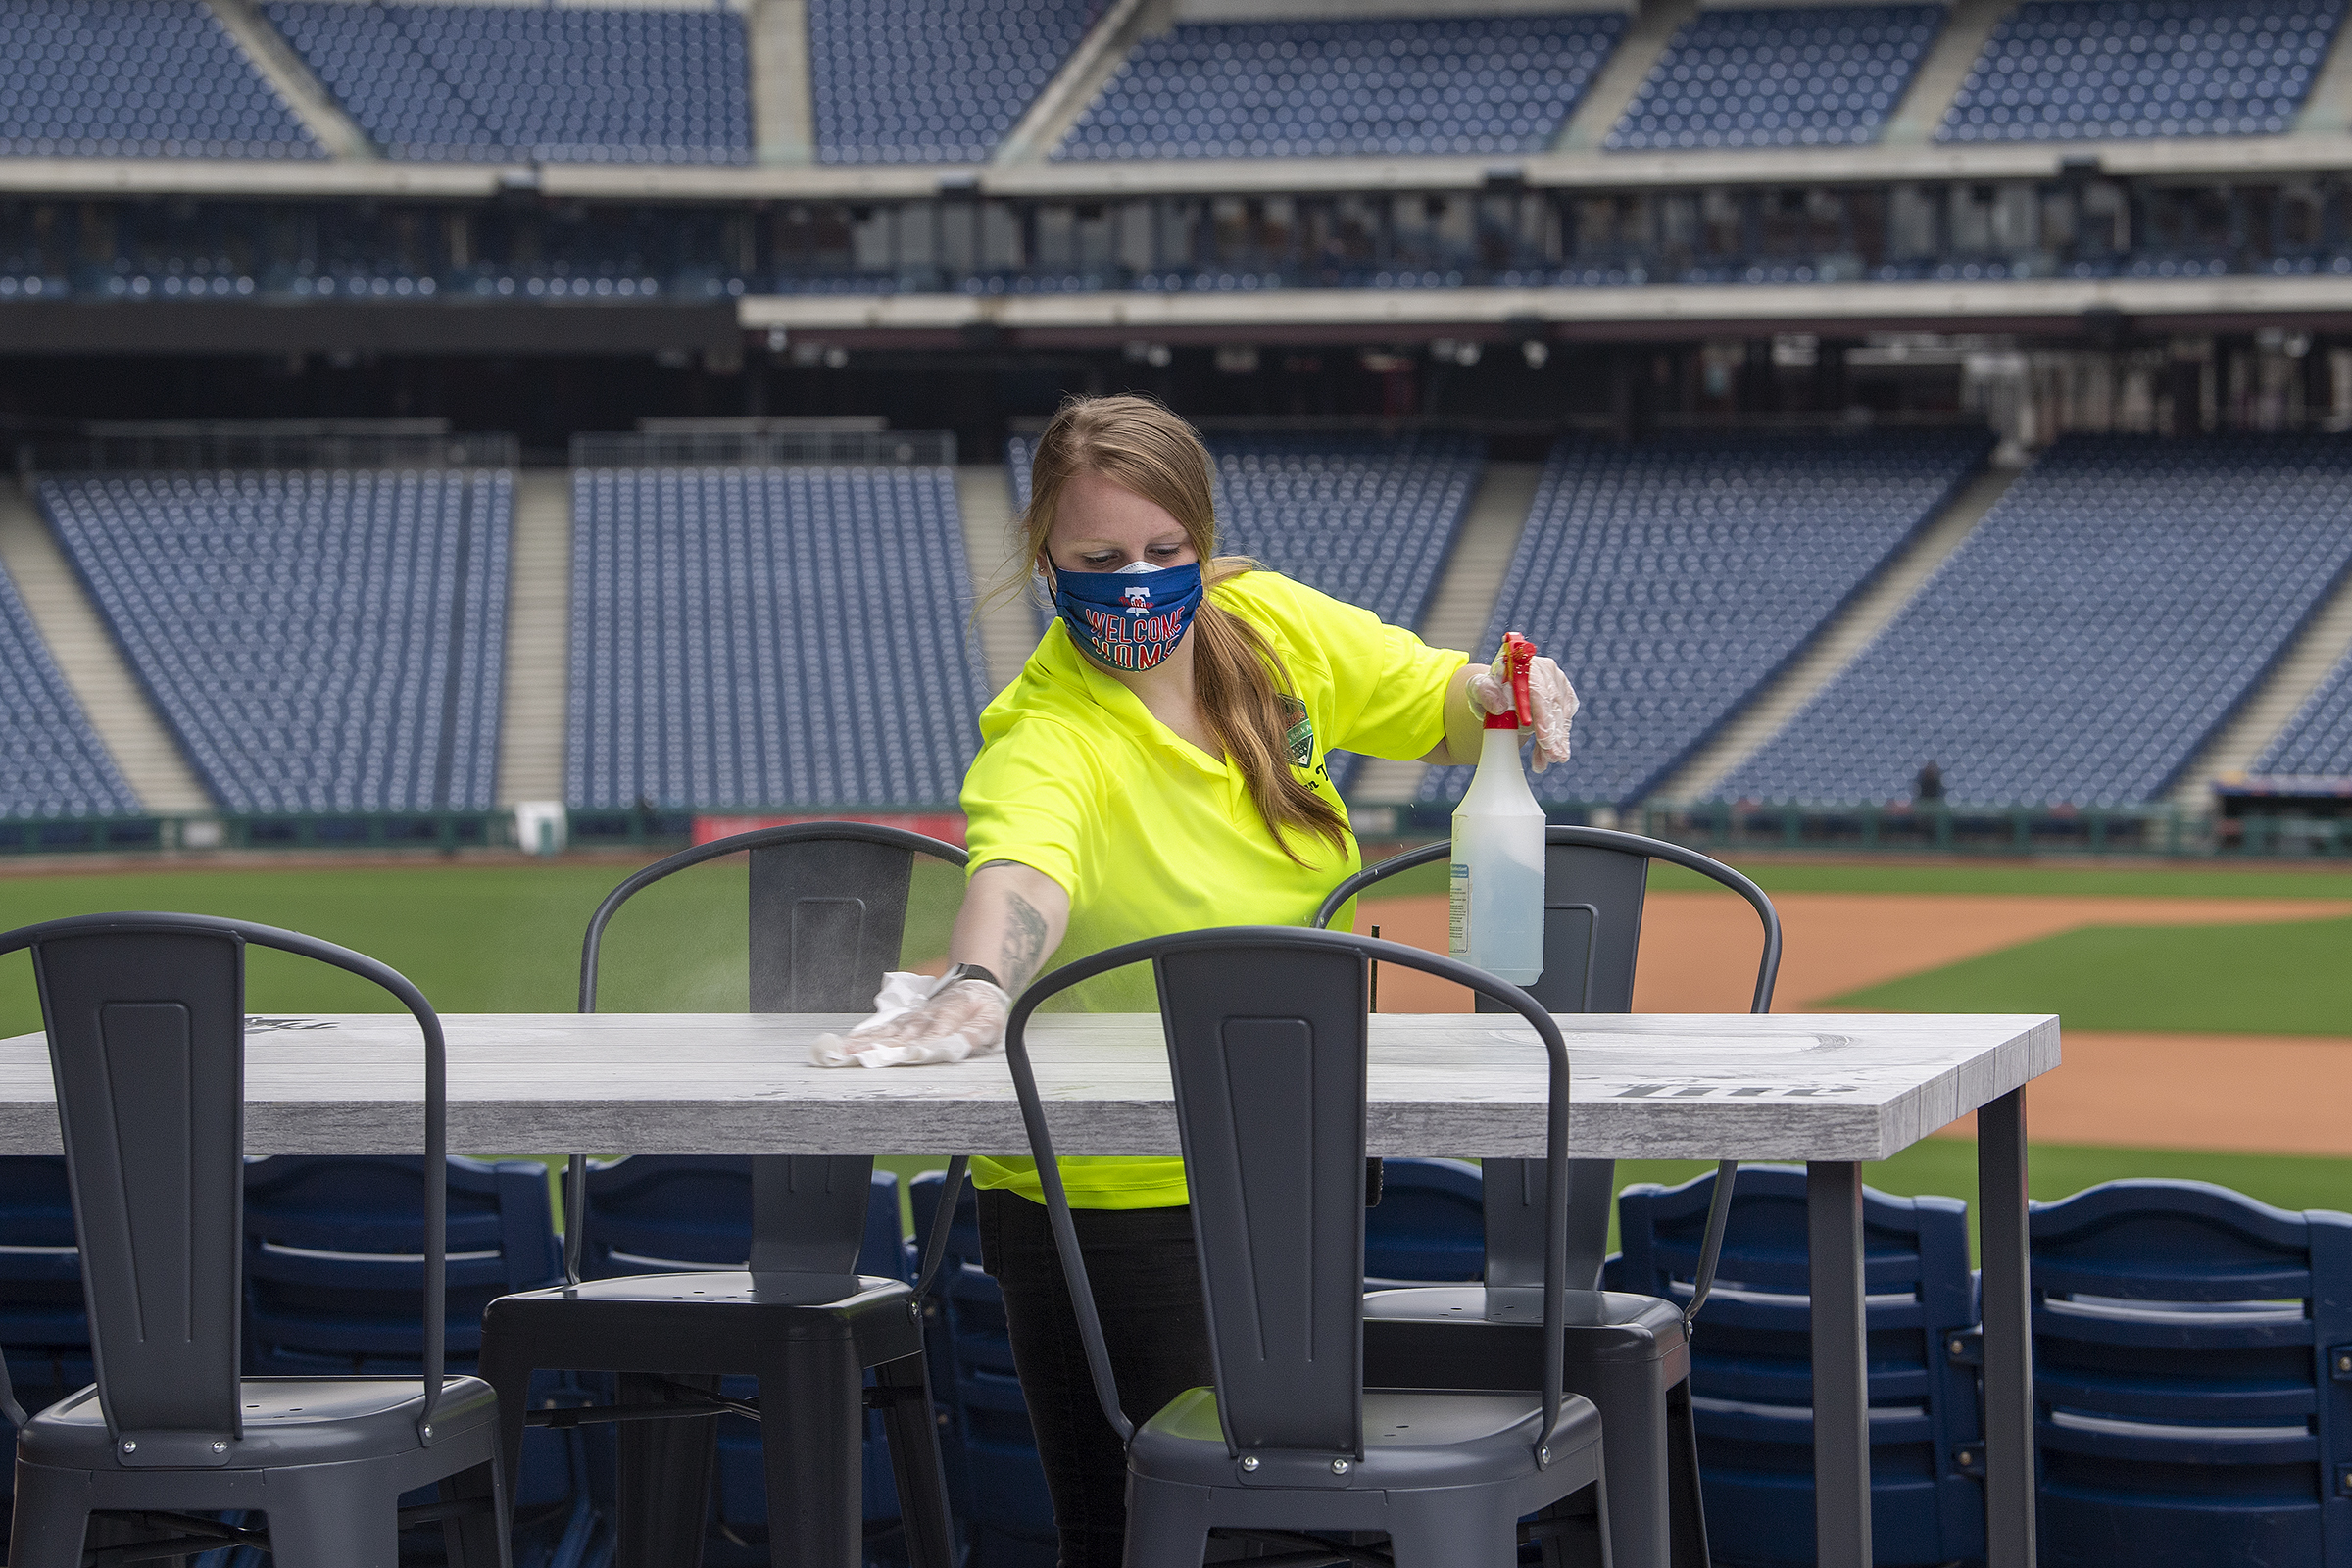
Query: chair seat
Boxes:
[
  {"xmin": 1365, "ymin": 1287, "xmax": 1690, "ymax": 1386},
  {"xmin": 1130, "ymin": 1385, "xmax": 1602, "ymax": 1491},
  {"xmin": 483, "ymin": 1270, "xmax": 924, "ymax": 1371},
  {"xmin": 19, "ymin": 1375, "xmax": 499, "ymax": 1470}
]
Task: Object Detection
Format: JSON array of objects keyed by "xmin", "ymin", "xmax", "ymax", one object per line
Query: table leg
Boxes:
[
  {"xmin": 1808, "ymin": 1160, "xmax": 1871, "ymax": 1568},
  {"xmin": 1978, "ymin": 1087, "xmax": 2037, "ymax": 1568}
]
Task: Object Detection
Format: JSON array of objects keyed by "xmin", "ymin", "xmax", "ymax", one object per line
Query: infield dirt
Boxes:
[{"xmin": 1351, "ymin": 890, "xmax": 2352, "ymax": 1155}]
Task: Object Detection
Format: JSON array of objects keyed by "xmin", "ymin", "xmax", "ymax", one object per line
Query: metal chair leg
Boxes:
[
  {"xmin": 614, "ymin": 1372, "xmax": 718, "ymax": 1568},
  {"xmin": 2, "ymin": 1466, "xmax": 92, "ymax": 1568},
  {"xmin": 872, "ymin": 1350, "xmax": 957, "ymax": 1568},
  {"xmin": 756, "ymin": 1340, "xmax": 863, "ymax": 1568}
]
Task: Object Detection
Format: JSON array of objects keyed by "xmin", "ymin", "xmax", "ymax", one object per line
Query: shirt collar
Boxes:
[{"xmin": 1050, "ymin": 623, "xmax": 1230, "ymax": 777}]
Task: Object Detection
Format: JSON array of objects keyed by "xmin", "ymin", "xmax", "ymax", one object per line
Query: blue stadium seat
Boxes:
[
  {"xmin": 1938, "ymin": 0, "xmax": 2343, "ymax": 143},
  {"xmin": 811, "ymin": 0, "xmax": 1095, "ymax": 164},
  {"xmin": 0, "ymin": 562, "xmax": 140, "ymax": 821},
  {"xmin": 0, "ymin": 0, "xmax": 322, "ymax": 159},
  {"xmin": 1057, "ymin": 15, "xmax": 1624, "ymax": 161},
  {"xmin": 2023, "ymin": 1179, "xmax": 2352, "ymax": 1568},
  {"xmin": 1727, "ymin": 434, "xmax": 2352, "ymax": 807},
  {"xmin": 1008, "ymin": 431, "xmax": 1483, "ymax": 794},
  {"xmin": 1616, "ymin": 1166, "xmax": 1984, "ymax": 1567},
  {"xmin": 238, "ymin": 1155, "xmax": 594, "ymax": 1568},
  {"xmin": 1364, "ymin": 1156, "xmax": 1485, "ymax": 1290},
  {"xmin": 565, "ymin": 464, "xmax": 991, "ymax": 812},
  {"xmin": 578, "ymin": 1159, "xmax": 911, "ymax": 1554},
  {"xmin": 907, "ymin": 1169, "xmax": 1056, "ymax": 1565},
  {"xmin": 38, "ymin": 467, "xmax": 512, "ymax": 815},
  {"xmin": 1419, "ymin": 430, "xmax": 1989, "ymax": 808},
  {"xmin": 2256, "ymin": 621, "xmax": 2352, "ymax": 776},
  {"xmin": 1608, "ymin": 6, "xmax": 1943, "ymax": 151},
  {"xmin": 266, "ymin": 1, "xmax": 751, "ymax": 163},
  {"xmin": 0, "ymin": 1156, "xmax": 90, "ymax": 1422}
]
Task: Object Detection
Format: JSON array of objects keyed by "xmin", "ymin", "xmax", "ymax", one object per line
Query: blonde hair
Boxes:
[{"xmin": 1012, "ymin": 394, "xmax": 1350, "ymax": 864}]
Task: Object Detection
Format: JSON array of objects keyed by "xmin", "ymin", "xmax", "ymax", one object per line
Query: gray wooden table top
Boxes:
[{"xmin": 0, "ymin": 1011, "xmax": 2058, "ymax": 1162}]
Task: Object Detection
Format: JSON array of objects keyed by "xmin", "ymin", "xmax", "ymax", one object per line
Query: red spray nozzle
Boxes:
[{"xmin": 1485, "ymin": 632, "xmax": 1538, "ymax": 730}]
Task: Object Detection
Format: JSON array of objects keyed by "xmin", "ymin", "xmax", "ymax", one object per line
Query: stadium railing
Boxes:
[
  {"xmin": 568, "ymin": 429, "xmax": 956, "ymax": 467},
  {"xmin": 15, "ymin": 430, "xmax": 519, "ymax": 477},
  {"xmin": 7, "ymin": 805, "xmax": 2347, "ymax": 860},
  {"xmin": 0, "ymin": 810, "xmax": 518, "ymax": 858},
  {"xmin": 1637, "ymin": 801, "xmax": 2216, "ymax": 858}
]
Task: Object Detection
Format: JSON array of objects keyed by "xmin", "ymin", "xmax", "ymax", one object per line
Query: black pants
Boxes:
[{"xmin": 977, "ymin": 1188, "xmax": 1213, "ymax": 1568}]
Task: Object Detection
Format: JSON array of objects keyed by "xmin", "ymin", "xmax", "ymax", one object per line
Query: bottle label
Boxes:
[{"xmin": 1448, "ymin": 862, "xmax": 1470, "ymax": 957}]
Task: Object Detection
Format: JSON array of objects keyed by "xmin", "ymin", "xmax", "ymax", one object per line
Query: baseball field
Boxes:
[{"xmin": 3, "ymin": 850, "xmax": 2348, "ymax": 1241}]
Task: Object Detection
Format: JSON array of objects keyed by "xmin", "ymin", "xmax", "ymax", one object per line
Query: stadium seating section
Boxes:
[
  {"xmin": 1056, "ymin": 14, "xmax": 1625, "ymax": 161},
  {"xmin": 1420, "ymin": 431, "xmax": 1988, "ymax": 809},
  {"xmin": 1938, "ymin": 0, "xmax": 2344, "ymax": 142},
  {"xmin": 0, "ymin": 0, "xmax": 319, "ymax": 160},
  {"xmin": 0, "ymin": 564, "xmax": 140, "ymax": 821},
  {"xmin": 38, "ymin": 468, "xmax": 512, "ymax": 815},
  {"xmin": 1608, "ymin": 5, "xmax": 1943, "ymax": 150},
  {"xmin": 1730, "ymin": 435, "xmax": 2352, "ymax": 807},
  {"xmin": 566, "ymin": 465, "xmax": 991, "ymax": 812},
  {"xmin": 2252, "ymin": 622, "xmax": 2352, "ymax": 777},
  {"xmin": 266, "ymin": 2, "xmax": 750, "ymax": 163},
  {"xmin": 809, "ymin": 0, "xmax": 1097, "ymax": 164}
]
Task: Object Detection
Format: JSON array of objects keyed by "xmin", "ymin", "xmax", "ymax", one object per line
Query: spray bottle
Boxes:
[{"xmin": 1449, "ymin": 632, "xmax": 1545, "ymax": 985}]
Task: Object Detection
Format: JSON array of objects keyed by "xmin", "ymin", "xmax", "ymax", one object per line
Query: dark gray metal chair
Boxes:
[
  {"xmin": 1314, "ymin": 824, "xmax": 1784, "ymax": 1568},
  {"xmin": 0, "ymin": 911, "xmax": 508, "ymax": 1568},
  {"xmin": 1005, "ymin": 925, "xmax": 1610, "ymax": 1568},
  {"xmin": 475, "ymin": 823, "xmax": 964, "ymax": 1568}
]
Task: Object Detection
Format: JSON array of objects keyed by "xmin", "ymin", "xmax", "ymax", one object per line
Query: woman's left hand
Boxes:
[{"xmin": 1471, "ymin": 646, "xmax": 1580, "ymax": 773}]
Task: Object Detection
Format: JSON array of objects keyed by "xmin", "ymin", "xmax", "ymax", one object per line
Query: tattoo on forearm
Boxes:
[{"xmin": 999, "ymin": 893, "xmax": 1051, "ymax": 994}]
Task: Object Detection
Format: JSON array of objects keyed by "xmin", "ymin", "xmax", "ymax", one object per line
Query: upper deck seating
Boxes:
[
  {"xmin": 1938, "ymin": 0, "xmax": 2344, "ymax": 141},
  {"xmin": 1607, "ymin": 4, "xmax": 1943, "ymax": 150},
  {"xmin": 1056, "ymin": 14, "xmax": 1625, "ymax": 160},
  {"xmin": 0, "ymin": 0, "xmax": 320, "ymax": 159},
  {"xmin": 266, "ymin": 1, "xmax": 751, "ymax": 162},
  {"xmin": 810, "ymin": 0, "xmax": 1096, "ymax": 164}
]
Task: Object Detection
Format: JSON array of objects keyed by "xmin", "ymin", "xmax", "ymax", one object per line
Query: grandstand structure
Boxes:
[{"xmin": 7, "ymin": 0, "xmax": 2352, "ymax": 852}]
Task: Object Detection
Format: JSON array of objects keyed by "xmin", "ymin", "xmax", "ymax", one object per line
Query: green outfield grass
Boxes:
[
  {"xmin": 1352, "ymin": 850, "xmax": 2352, "ymax": 902},
  {"xmin": 1829, "ymin": 914, "xmax": 2352, "ymax": 1035},
  {"xmin": 0, "ymin": 858, "xmax": 966, "ymax": 1039}
]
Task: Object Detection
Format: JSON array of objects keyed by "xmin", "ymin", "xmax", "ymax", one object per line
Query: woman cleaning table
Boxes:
[{"xmin": 820, "ymin": 394, "xmax": 1577, "ymax": 1566}]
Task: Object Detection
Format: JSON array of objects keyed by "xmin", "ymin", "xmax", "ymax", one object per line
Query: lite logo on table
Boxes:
[{"xmin": 1611, "ymin": 1083, "xmax": 1862, "ymax": 1099}]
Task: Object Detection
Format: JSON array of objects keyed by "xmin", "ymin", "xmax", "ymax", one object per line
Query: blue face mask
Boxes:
[{"xmin": 1053, "ymin": 558, "xmax": 1204, "ymax": 672}]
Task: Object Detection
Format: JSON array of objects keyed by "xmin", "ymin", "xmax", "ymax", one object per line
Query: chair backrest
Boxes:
[
  {"xmin": 2026, "ymin": 1178, "xmax": 2352, "ymax": 1567},
  {"xmin": 1315, "ymin": 825, "xmax": 1780, "ymax": 1301},
  {"xmin": 1004, "ymin": 926, "xmax": 1574, "ymax": 1468},
  {"xmin": 1617, "ymin": 1164, "xmax": 1984, "ymax": 1566},
  {"xmin": 242, "ymin": 1154, "xmax": 562, "ymax": 1373},
  {"xmin": 0, "ymin": 912, "xmax": 451, "ymax": 1454},
  {"xmin": 1311, "ymin": 825, "xmax": 1781, "ymax": 1017},
  {"xmin": 572, "ymin": 822, "xmax": 966, "ymax": 1292}
]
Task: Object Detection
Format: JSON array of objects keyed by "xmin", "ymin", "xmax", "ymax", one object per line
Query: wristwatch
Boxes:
[{"xmin": 932, "ymin": 962, "xmax": 1004, "ymax": 995}]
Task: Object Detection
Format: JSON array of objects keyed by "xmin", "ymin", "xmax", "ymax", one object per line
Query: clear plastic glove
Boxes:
[
  {"xmin": 1470, "ymin": 641, "xmax": 1579, "ymax": 773},
  {"xmin": 811, "ymin": 970, "xmax": 1009, "ymax": 1069}
]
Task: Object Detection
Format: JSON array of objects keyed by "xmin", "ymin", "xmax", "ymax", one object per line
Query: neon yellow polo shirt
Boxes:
[{"xmin": 961, "ymin": 568, "xmax": 1466, "ymax": 1209}]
